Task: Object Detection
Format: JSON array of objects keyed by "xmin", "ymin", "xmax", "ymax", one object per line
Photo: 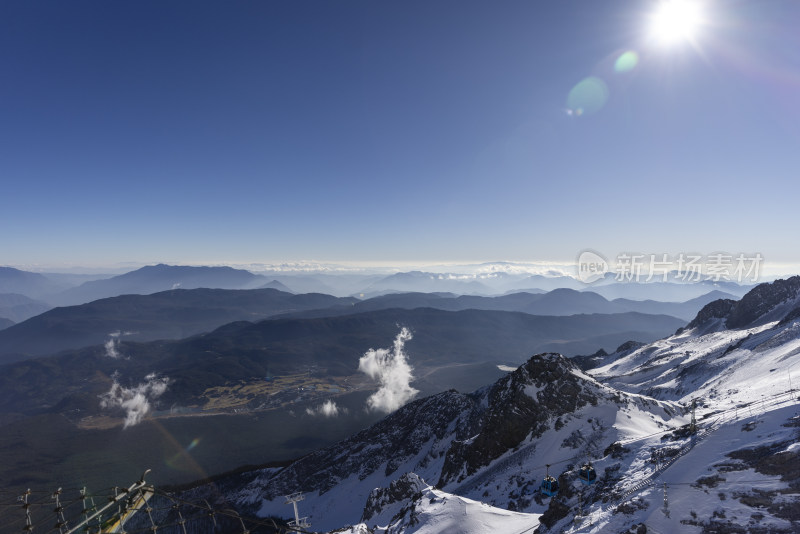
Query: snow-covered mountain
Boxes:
[
  {"xmin": 179, "ymin": 277, "xmax": 800, "ymax": 533},
  {"xmin": 555, "ymin": 277, "xmax": 800, "ymax": 533},
  {"xmin": 191, "ymin": 353, "xmax": 681, "ymax": 532}
]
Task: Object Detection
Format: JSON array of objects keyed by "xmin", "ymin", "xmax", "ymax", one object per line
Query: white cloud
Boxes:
[
  {"xmin": 306, "ymin": 399, "xmax": 346, "ymax": 417},
  {"xmin": 99, "ymin": 372, "xmax": 170, "ymax": 428},
  {"xmin": 104, "ymin": 336, "xmax": 123, "ymax": 359},
  {"xmin": 358, "ymin": 327, "xmax": 419, "ymax": 414},
  {"xmin": 104, "ymin": 331, "xmax": 137, "ymax": 359}
]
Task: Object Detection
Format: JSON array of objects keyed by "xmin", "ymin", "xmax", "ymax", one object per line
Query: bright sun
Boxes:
[{"xmin": 650, "ymin": 0, "xmax": 703, "ymax": 45}]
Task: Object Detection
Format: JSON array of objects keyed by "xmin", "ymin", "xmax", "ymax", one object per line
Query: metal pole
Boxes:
[
  {"xmin": 20, "ymin": 489, "xmax": 32, "ymax": 533},
  {"xmin": 65, "ymin": 470, "xmax": 151, "ymax": 534}
]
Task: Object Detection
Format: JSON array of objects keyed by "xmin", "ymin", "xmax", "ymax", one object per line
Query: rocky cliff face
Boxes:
[
  {"xmin": 686, "ymin": 276, "xmax": 800, "ymax": 332},
  {"xmin": 726, "ymin": 275, "xmax": 800, "ymax": 328},
  {"xmin": 685, "ymin": 298, "xmax": 737, "ymax": 330},
  {"xmin": 241, "ymin": 389, "xmax": 476, "ymax": 503},
  {"xmin": 572, "ymin": 340, "xmax": 645, "ymax": 371},
  {"xmin": 360, "ymin": 473, "xmax": 426, "ymax": 525},
  {"xmin": 437, "ymin": 353, "xmax": 602, "ymax": 487}
]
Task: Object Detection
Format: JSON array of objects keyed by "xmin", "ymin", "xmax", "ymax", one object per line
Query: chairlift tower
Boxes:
[{"xmin": 285, "ymin": 492, "xmax": 310, "ymax": 530}]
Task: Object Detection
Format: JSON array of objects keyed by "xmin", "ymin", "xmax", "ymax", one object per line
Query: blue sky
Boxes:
[{"xmin": 2, "ymin": 1, "xmax": 799, "ymax": 269}]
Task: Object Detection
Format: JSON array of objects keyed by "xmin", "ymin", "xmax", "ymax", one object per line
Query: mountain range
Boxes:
[
  {"xmin": 0, "ymin": 288, "xmax": 357, "ymax": 361},
  {"xmin": 281, "ymin": 288, "xmax": 735, "ymax": 322},
  {"xmin": 169, "ymin": 276, "xmax": 800, "ymax": 533},
  {"xmin": 1, "ymin": 263, "xmax": 757, "ymax": 305},
  {"xmin": 0, "ymin": 284, "xmax": 724, "ymax": 362}
]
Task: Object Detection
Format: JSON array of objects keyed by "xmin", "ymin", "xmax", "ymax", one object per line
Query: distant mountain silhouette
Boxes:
[
  {"xmin": 258, "ymin": 279, "xmax": 294, "ymax": 293},
  {"xmin": 280, "ymin": 288, "xmax": 733, "ymax": 322},
  {"xmin": 584, "ymin": 280, "xmax": 751, "ymax": 302},
  {"xmin": 0, "ymin": 288, "xmax": 356, "ymax": 362},
  {"xmin": 50, "ymin": 264, "xmax": 270, "ymax": 305},
  {"xmin": 516, "ymin": 274, "xmax": 583, "ymax": 291},
  {"xmin": 0, "ymin": 267, "xmax": 66, "ymax": 299},
  {"xmin": 609, "ymin": 290, "xmax": 737, "ymax": 319},
  {"xmin": 0, "ymin": 317, "xmax": 13, "ymax": 331},
  {"xmin": 352, "ymin": 269, "xmax": 755, "ymax": 300},
  {"xmin": 259, "ymin": 275, "xmax": 340, "ymax": 295},
  {"xmin": 0, "ymin": 278, "xmax": 724, "ymax": 364},
  {"xmin": 0, "ymin": 293, "xmax": 52, "ymax": 322}
]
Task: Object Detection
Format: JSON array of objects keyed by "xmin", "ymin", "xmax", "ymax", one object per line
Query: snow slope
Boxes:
[
  {"xmin": 332, "ymin": 474, "xmax": 542, "ymax": 534},
  {"xmin": 380, "ymin": 486, "xmax": 539, "ymax": 534},
  {"xmin": 556, "ymin": 404, "xmax": 800, "ymax": 534},
  {"xmin": 558, "ymin": 305, "xmax": 800, "ymax": 533},
  {"xmin": 590, "ymin": 318, "xmax": 800, "ymax": 411}
]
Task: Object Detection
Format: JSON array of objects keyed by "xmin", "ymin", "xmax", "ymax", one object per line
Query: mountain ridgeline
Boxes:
[
  {"xmin": 0, "ymin": 293, "xmax": 50, "ymax": 324},
  {"xmin": 684, "ymin": 275, "xmax": 800, "ymax": 332},
  {"xmin": 0, "ymin": 267, "xmax": 66, "ymax": 299},
  {"xmin": 279, "ymin": 288, "xmax": 734, "ymax": 322},
  {"xmin": 0, "ymin": 280, "xmax": 738, "ymax": 363},
  {"xmin": 0, "ymin": 288, "xmax": 357, "ymax": 362},
  {"xmin": 49, "ymin": 264, "xmax": 271, "ymax": 305},
  {"xmin": 0, "ymin": 281, "xmax": 717, "ymax": 363}
]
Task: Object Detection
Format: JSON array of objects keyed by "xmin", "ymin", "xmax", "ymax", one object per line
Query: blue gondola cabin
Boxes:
[
  {"xmin": 540, "ymin": 475, "xmax": 559, "ymax": 497},
  {"xmin": 579, "ymin": 463, "xmax": 597, "ymax": 485}
]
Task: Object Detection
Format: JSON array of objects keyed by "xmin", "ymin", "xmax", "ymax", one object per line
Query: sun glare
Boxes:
[{"xmin": 650, "ymin": 0, "xmax": 703, "ymax": 46}]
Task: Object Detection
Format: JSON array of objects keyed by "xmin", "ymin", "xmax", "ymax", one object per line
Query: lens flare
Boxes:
[
  {"xmin": 615, "ymin": 51, "xmax": 639, "ymax": 73},
  {"xmin": 566, "ymin": 77, "xmax": 609, "ymax": 116},
  {"xmin": 165, "ymin": 437, "xmax": 202, "ymax": 472}
]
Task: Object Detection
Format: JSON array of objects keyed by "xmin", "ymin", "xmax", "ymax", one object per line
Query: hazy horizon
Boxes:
[{"xmin": 5, "ymin": 258, "xmax": 799, "ymax": 282}]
